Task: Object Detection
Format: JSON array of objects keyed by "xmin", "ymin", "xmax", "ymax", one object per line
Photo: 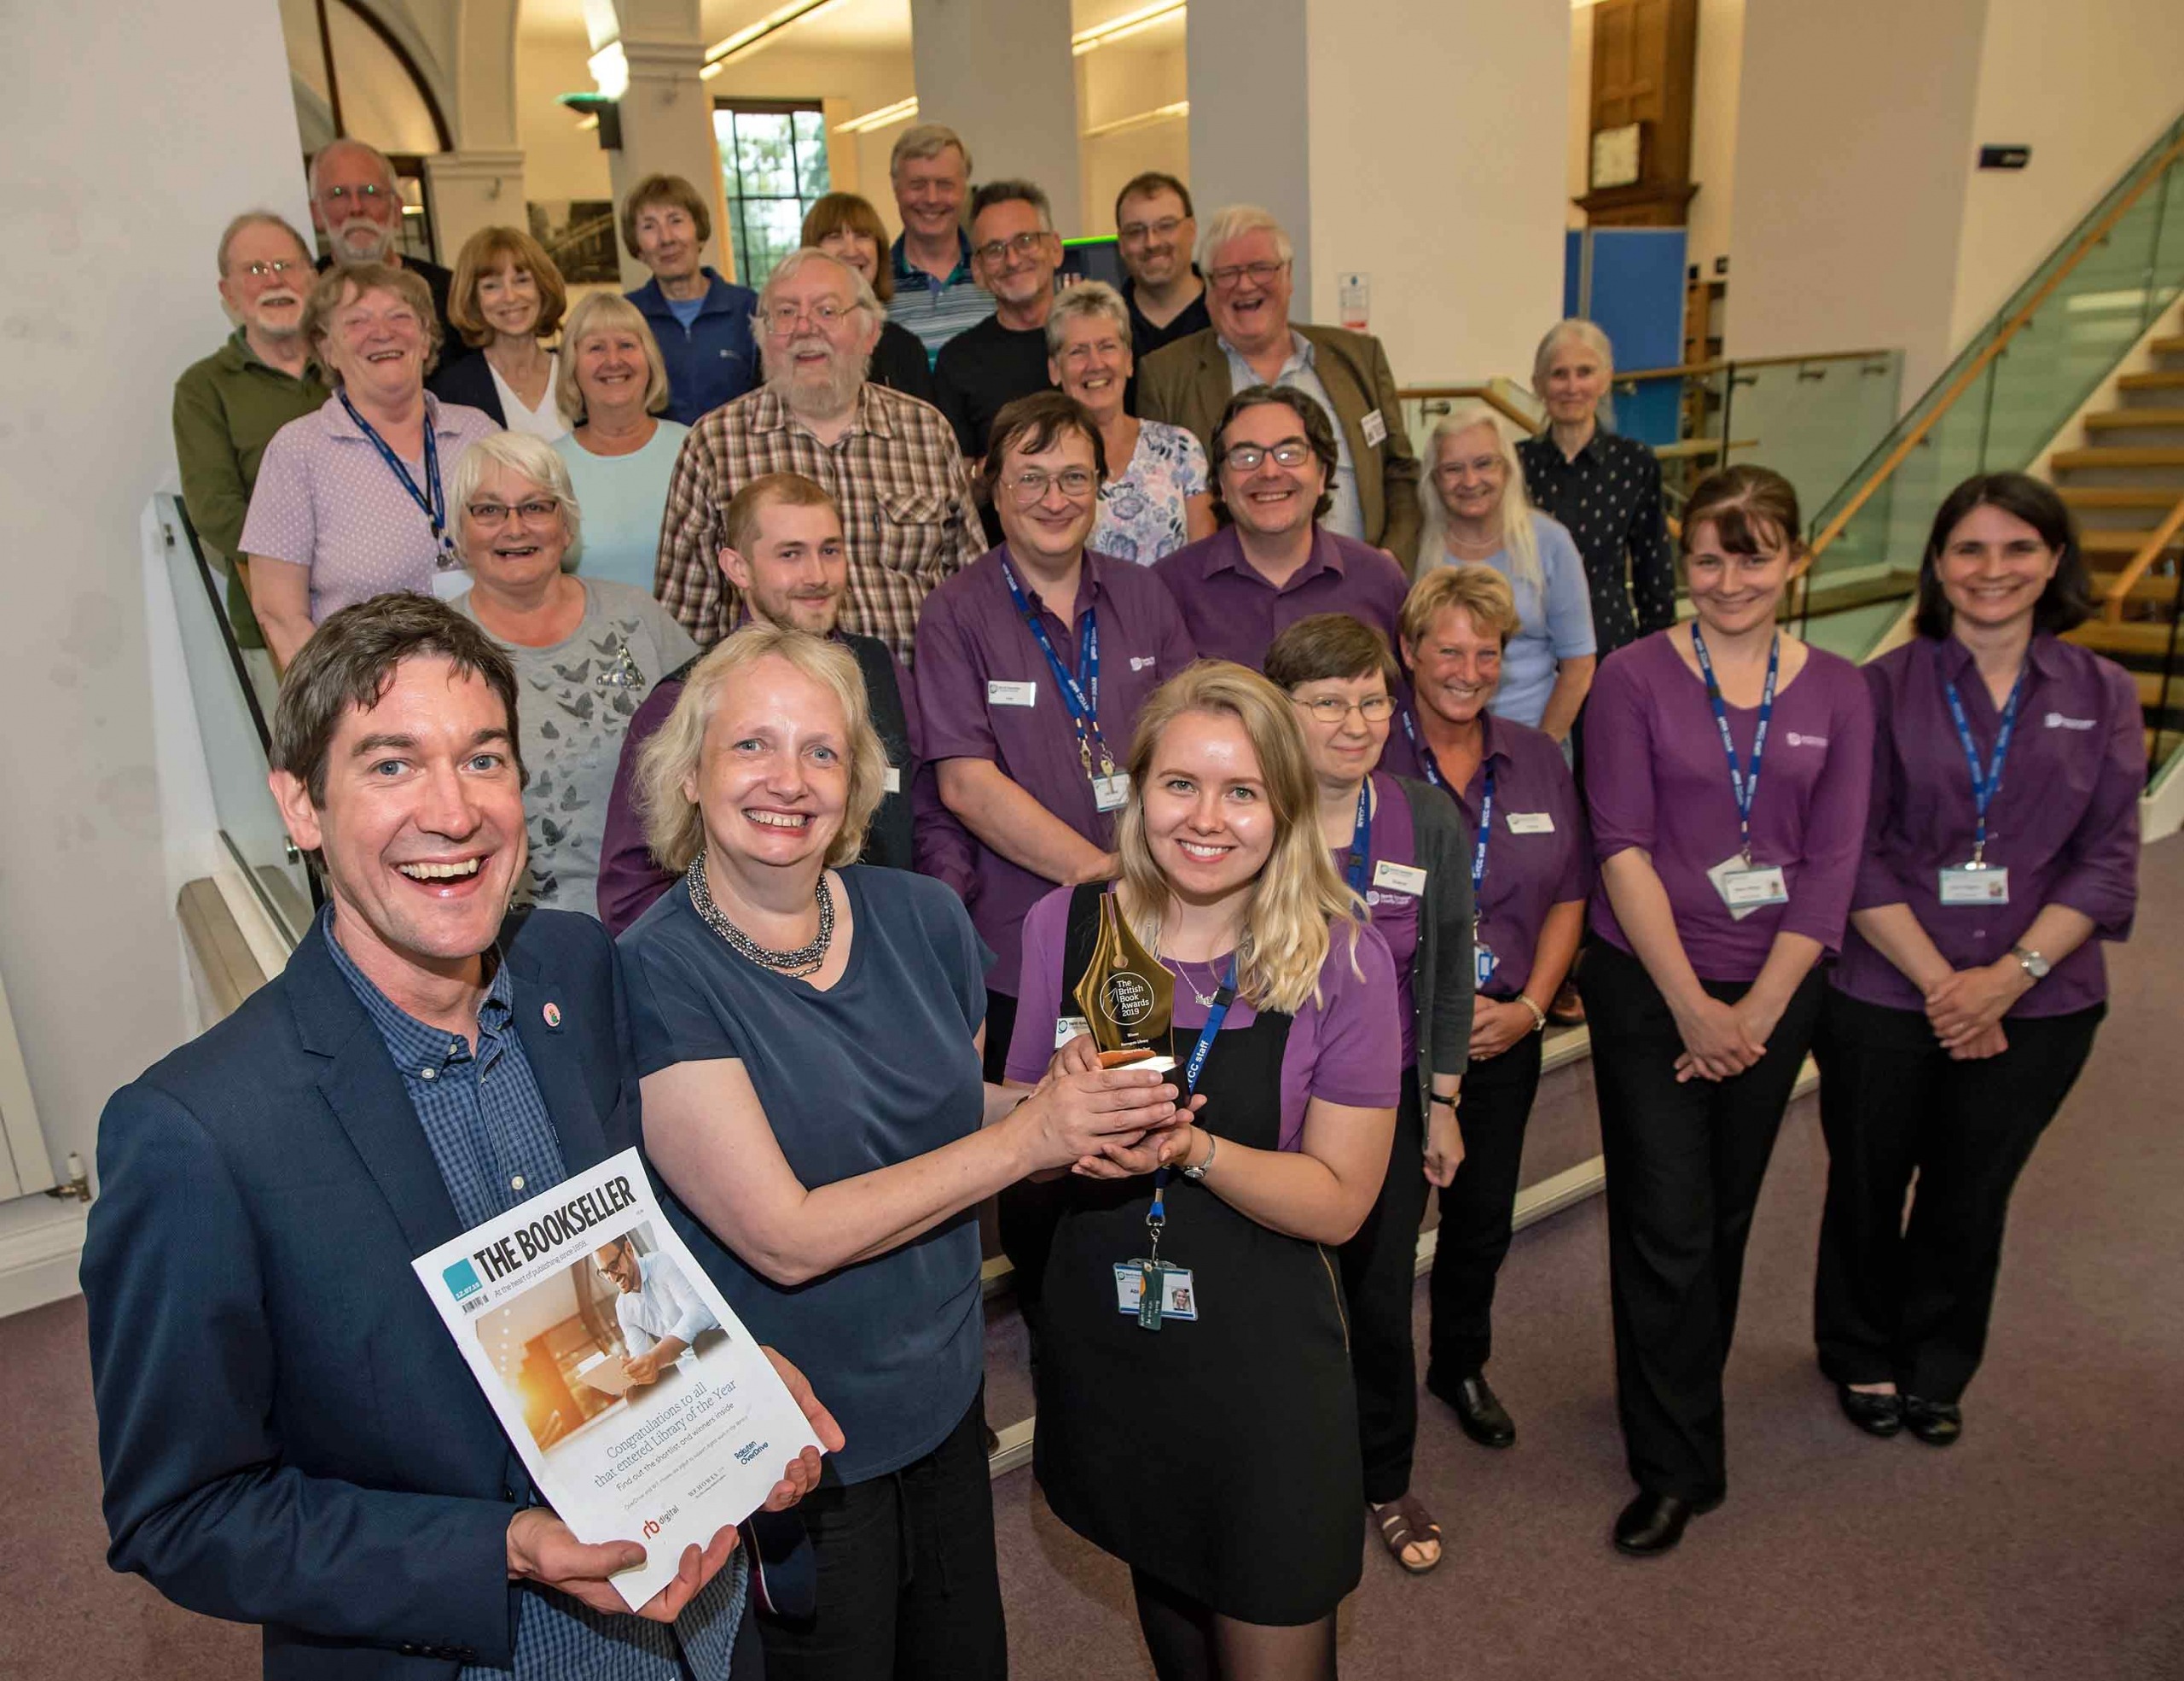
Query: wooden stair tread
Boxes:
[
  {"xmin": 2119, "ymin": 370, "xmax": 2184, "ymax": 391},
  {"xmin": 2080, "ymin": 527, "xmax": 2180, "ymax": 555},
  {"xmin": 2067, "ymin": 619, "xmax": 2179, "ymax": 658},
  {"xmin": 2057, "ymin": 486, "xmax": 2181, "ymax": 509},
  {"xmin": 2052, "ymin": 446, "xmax": 2184, "ymax": 469},
  {"xmin": 2132, "ymin": 666, "xmax": 2173, "ymax": 709},
  {"xmin": 2152, "ymin": 336, "xmax": 2184, "ymax": 357},
  {"xmin": 2082, "ymin": 409, "xmax": 2184, "ymax": 429},
  {"xmin": 2091, "ymin": 567, "xmax": 2183, "ymax": 603}
]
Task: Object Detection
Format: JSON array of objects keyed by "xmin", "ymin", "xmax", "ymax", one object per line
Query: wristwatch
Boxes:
[
  {"xmin": 1181, "ymin": 1130, "xmax": 1217, "ymax": 1181},
  {"xmin": 1515, "ymin": 993, "xmax": 1548, "ymax": 1033},
  {"xmin": 2010, "ymin": 945, "xmax": 2051, "ymax": 981}
]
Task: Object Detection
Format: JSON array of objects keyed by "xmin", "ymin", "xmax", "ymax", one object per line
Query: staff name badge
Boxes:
[
  {"xmin": 1054, "ymin": 1013, "xmax": 1091, "ymax": 1050},
  {"xmin": 1506, "ymin": 811, "xmax": 1555, "ymax": 835},
  {"xmin": 1707, "ymin": 853, "xmax": 1788, "ymax": 921},
  {"xmin": 1360, "ymin": 408, "xmax": 1388, "ymax": 447},
  {"xmin": 1939, "ymin": 864, "xmax": 2011, "ymax": 905},
  {"xmin": 987, "ymin": 679, "xmax": 1037, "ymax": 707},
  {"xmin": 1474, "ymin": 941, "xmax": 1498, "ymax": 989},
  {"xmin": 1092, "ymin": 773, "xmax": 1131, "ymax": 812},
  {"xmin": 1371, "ymin": 859, "xmax": 1427, "ymax": 897},
  {"xmin": 1113, "ymin": 1260, "xmax": 1199, "ymax": 1322},
  {"xmin": 882, "ymin": 767, "xmax": 902, "ymax": 794}
]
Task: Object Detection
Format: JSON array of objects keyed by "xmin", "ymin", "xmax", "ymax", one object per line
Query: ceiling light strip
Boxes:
[
  {"xmin": 699, "ymin": 0, "xmax": 845, "ymax": 79},
  {"xmin": 834, "ymin": 95, "xmax": 921, "ymax": 136},
  {"xmin": 1082, "ymin": 100, "xmax": 1188, "ymax": 140},
  {"xmin": 1072, "ymin": 1, "xmax": 1186, "ymax": 55}
]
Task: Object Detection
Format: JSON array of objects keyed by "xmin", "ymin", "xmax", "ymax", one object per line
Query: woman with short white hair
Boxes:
[
  {"xmin": 1419, "ymin": 401, "xmax": 1596, "ymax": 741},
  {"xmin": 1046, "ymin": 281, "xmax": 1215, "ymax": 564},
  {"xmin": 448, "ymin": 429, "xmax": 698, "ymax": 914},
  {"xmin": 551, "ymin": 291, "xmax": 690, "ymax": 594},
  {"xmin": 1515, "ymin": 318, "xmax": 1676, "ymax": 657}
]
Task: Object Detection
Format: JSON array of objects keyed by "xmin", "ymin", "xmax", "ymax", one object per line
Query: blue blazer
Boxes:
[
  {"xmin": 627, "ymin": 269, "xmax": 760, "ymax": 426},
  {"xmin": 425, "ymin": 345, "xmax": 508, "ymax": 428},
  {"xmin": 84, "ymin": 910, "xmax": 636, "ymax": 1678}
]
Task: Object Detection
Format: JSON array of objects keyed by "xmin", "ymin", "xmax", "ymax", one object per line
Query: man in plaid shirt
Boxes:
[{"xmin": 653, "ymin": 248, "xmax": 985, "ymax": 660}]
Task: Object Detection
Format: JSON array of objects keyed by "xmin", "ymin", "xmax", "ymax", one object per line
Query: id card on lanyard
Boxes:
[
  {"xmin": 1938, "ymin": 668, "xmax": 2024, "ymax": 905},
  {"xmin": 1470, "ymin": 767, "xmax": 1497, "ymax": 988},
  {"xmin": 1001, "ymin": 556, "xmax": 1128, "ymax": 811},
  {"xmin": 1113, "ymin": 957, "xmax": 1233, "ymax": 1330},
  {"xmin": 340, "ymin": 392, "xmax": 465, "ymax": 598},
  {"xmin": 1692, "ymin": 625, "xmax": 1789, "ymax": 919}
]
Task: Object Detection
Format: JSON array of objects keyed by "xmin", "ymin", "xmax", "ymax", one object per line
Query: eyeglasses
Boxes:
[
  {"xmin": 761, "ymin": 299, "xmax": 856, "ymax": 334},
  {"xmin": 239, "ymin": 259, "xmax": 307, "ymax": 279},
  {"xmin": 1221, "ymin": 441, "xmax": 1314, "ymax": 472},
  {"xmin": 973, "ymin": 230, "xmax": 1054, "ymax": 268},
  {"xmin": 1003, "ymin": 468, "xmax": 1099, "ymax": 504},
  {"xmin": 321, "ymin": 183, "xmax": 390, "ymax": 206},
  {"xmin": 467, "ymin": 498, "xmax": 561, "ymax": 527},
  {"xmin": 1207, "ymin": 259, "xmax": 1287, "ymax": 289},
  {"xmin": 1292, "ymin": 695, "xmax": 1396, "ymax": 724},
  {"xmin": 1118, "ymin": 215, "xmax": 1187, "ymax": 243}
]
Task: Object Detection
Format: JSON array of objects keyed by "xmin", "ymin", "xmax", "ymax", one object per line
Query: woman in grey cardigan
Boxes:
[{"xmin": 1266, "ymin": 613, "xmax": 1474, "ymax": 1578}]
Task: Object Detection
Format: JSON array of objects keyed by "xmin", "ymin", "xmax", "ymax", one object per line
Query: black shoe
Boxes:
[
  {"xmin": 1836, "ymin": 1384, "xmax": 1904, "ymax": 1439},
  {"xmin": 1902, "ymin": 1396, "xmax": 1962, "ymax": 1447},
  {"xmin": 1612, "ymin": 1490, "xmax": 1717, "ymax": 1557},
  {"xmin": 1434, "ymin": 1372, "xmax": 1516, "ymax": 1448}
]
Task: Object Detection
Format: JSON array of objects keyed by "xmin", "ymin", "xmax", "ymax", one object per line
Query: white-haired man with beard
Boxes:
[
  {"xmin": 654, "ymin": 247, "xmax": 984, "ymax": 660},
  {"xmin": 308, "ymin": 137, "xmax": 462, "ymax": 352},
  {"xmin": 174, "ymin": 210, "xmax": 328, "ymax": 697}
]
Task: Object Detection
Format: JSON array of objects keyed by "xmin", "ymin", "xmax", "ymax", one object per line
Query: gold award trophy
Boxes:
[{"xmin": 1073, "ymin": 893, "xmax": 1179, "ymax": 1073}]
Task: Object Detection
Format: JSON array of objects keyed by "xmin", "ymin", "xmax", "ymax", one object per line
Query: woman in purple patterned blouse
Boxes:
[
  {"xmin": 1815, "ymin": 473, "xmax": 2139, "ymax": 1451},
  {"xmin": 1579, "ymin": 465, "xmax": 1873, "ymax": 1557}
]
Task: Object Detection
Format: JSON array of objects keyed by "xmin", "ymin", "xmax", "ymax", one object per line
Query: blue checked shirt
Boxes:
[{"xmin": 325, "ymin": 909, "xmax": 747, "ymax": 1680}]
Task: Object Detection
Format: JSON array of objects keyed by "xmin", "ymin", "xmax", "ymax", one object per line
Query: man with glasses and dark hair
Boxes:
[
  {"xmin": 933, "ymin": 180, "xmax": 1066, "ymax": 463},
  {"xmin": 1112, "ymin": 171, "xmax": 1209, "ymax": 364},
  {"xmin": 1155, "ymin": 385, "xmax": 1410, "ymax": 670},
  {"xmin": 174, "ymin": 210, "xmax": 328, "ymax": 701},
  {"xmin": 1139, "ymin": 204, "xmax": 1420, "ymax": 560},
  {"xmin": 654, "ymin": 248, "xmax": 983, "ymax": 659},
  {"xmin": 307, "ymin": 138, "xmax": 462, "ymax": 351},
  {"xmin": 913, "ymin": 390, "xmax": 1194, "ymax": 1086}
]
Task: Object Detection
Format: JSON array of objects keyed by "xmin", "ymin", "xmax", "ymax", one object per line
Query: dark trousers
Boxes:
[
  {"xmin": 1812, "ymin": 989, "xmax": 2102, "ymax": 1403},
  {"xmin": 1337, "ymin": 1072, "xmax": 1429, "ymax": 1504},
  {"xmin": 986, "ymin": 987, "xmax": 1068, "ymax": 1343},
  {"xmin": 755, "ymin": 1399, "xmax": 1008, "ymax": 1681},
  {"xmin": 1581, "ymin": 938, "xmax": 1825, "ymax": 1504},
  {"xmin": 1426, "ymin": 1027, "xmax": 1545, "ymax": 1387}
]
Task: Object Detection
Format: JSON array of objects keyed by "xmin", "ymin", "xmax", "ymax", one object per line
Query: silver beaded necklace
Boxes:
[{"xmin": 688, "ymin": 852, "xmax": 835, "ymax": 979}]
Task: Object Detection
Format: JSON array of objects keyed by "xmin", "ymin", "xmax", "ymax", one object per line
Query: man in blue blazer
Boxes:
[{"xmin": 83, "ymin": 594, "xmax": 839, "ymax": 1678}]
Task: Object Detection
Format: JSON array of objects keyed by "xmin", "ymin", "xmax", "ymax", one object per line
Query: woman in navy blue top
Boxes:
[{"xmin": 619, "ymin": 623, "xmax": 1184, "ymax": 1679}]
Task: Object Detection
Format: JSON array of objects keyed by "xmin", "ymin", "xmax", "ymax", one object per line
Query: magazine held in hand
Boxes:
[{"xmin": 413, "ymin": 1148, "xmax": 822, "ymax": 1608}]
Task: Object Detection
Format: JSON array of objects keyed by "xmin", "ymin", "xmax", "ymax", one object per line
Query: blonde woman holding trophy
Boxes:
[{"xmin": 1004, "ymin": 660, "xmax": 1403, "ymax": 1681}]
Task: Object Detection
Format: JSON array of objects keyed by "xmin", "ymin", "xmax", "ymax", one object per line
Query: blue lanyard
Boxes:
[
  {"xmin": 1343, "ymin": 785, "xmax": 1373, "ymax": 895},
  {"xmin": 1689, "ymin": 625, "xmax": 1778, "ymax": 864},
  {"xmin": 340, "ymin": 392, "xmax": 452, "ymax": 559},
  {"xmin": 1000, "ymin": 555, "xmax": 1112, "ymax": 775},
  {"xmin": 1943, "ymin": 666, "xmax": 2025, "ymax": 865},
  {"xmin": 1147, "ymin": 957, "xmax": 1236, "ymax": 1233},
  {"xmin": 1399, "ymin": 707, "xmax": 1447, "ymax": 790},
  {"xmin": 1470, "ymin": 765, "xmax": 1496, "ymax": 915}
]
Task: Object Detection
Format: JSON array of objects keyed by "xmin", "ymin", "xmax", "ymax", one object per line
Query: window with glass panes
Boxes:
[{"xmin": 714, "ymin": 102, "xmax": 832, "ymax": 290}]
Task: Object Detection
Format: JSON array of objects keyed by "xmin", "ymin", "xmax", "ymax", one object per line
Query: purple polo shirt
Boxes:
[
  {"xmin": 1584, "ymin": 631, "xmax": 1874, "ymax": 983},
  {"xmin": 915, "ymin": 546, "xmax": 1197, "ymax": 992},
  {"xmin": 1334, "ymin": 771, "xmax": 1422, "ymax": 1069},
  {"xmin": 1153, "ymin": 526, "xmax": 1409, "ymax": 672},
  {"xmin": 1416, "ymin": 713, "xmax": 1592, "ymax": 1002},
  {"xmin": 1006, "ymin": 886, "xmax": 1403, "ymax": 1149},
  {"xmin": 1832, "ymin": 631, "xmax": 2140, "ymax": 1016},
  {"xmin": 239, "ymin": 393, "xmax": 500, "ymax": 620}
]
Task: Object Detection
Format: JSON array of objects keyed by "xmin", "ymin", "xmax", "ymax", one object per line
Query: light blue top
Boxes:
[
  {"xmin": 1426, "ymin": 510, "xmax": 1595, "ymax": 728},
  {"xmin": 1091, "ymin": 419, "xmax": 1209, "ymax": 565},
  {"xmin": 553, "ymin": 419, "xmax": 690, "ymax": 594},
  {"xmin": 1220, "ymin": 330, "xmax": 1366, "ymax": 543}
]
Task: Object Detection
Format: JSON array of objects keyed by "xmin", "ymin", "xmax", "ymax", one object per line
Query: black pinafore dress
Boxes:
[{"xmin": 1031, "ymin": 885, "xmax": 1364, "ymax": 1626}]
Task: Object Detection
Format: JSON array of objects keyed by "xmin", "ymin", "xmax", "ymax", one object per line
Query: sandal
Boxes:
[{"xmin": 1372, "ymin": 1494, "xmax": 1443, "ymax": 1575}]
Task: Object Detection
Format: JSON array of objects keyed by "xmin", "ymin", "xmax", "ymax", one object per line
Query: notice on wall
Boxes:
[
  {"xmin": 412, "ymin": 1148, "xmax": 822, "ymax": 1610},
  {"xmin": 1339, "ymin": 272, "xmax": 1371, "ymax": 332}
]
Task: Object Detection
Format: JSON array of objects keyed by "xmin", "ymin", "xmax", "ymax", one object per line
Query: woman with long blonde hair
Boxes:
[{"xmin": 1003, "ymin": 660, "xmax": 1403, "ymax": 1680}]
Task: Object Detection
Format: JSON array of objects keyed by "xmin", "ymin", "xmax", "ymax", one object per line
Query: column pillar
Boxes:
[
  {"xmin": 1187, "ymin": 0, "xmax": 1570, "ymax": 385},
  {"xmin": 909, "ymin": 0, "xmax": 1082, "ymax": 232},
  {"xmin": 422, "ymin": 150, "xmax": 528, "ymax": 263},
  {"xmin": 603, "ymin": 0, "xmax": 734, "ymax": 288}
]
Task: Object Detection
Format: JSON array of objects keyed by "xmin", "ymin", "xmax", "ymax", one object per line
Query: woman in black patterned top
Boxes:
[{"xmin": 1514, "ymin": 319, "xmax": 1676, "ymax": 657}]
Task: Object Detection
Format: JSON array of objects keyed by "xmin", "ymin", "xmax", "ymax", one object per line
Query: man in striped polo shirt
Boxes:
[{"xmin": 886, "ymin": 124, "xmax": 996, "ymax": 366}]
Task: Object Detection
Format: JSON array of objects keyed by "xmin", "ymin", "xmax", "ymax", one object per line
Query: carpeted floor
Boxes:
[{"xmin": 9, "ymin": 840, "xmax": 2183, "ymax": 1678}]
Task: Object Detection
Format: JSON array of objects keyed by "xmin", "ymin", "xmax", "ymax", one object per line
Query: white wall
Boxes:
[
  {"xmin": 1727, "ymin": 0, "xmax": 1987, "ymax": 398},
  {"xmin": 520, "ymin": 23, "xmax": 616, "ymax": 205},
  {"xmin": 1077, "ymin": 37, "xmax": 1189, "ymax": 237},
  {"xmin": 1949, "ymin": 0, "xmax": 2184, "ymax": 344},
  {"xmin": 1565, "ymin": 0, "xmax": 1593, "ymax": 228},
  {"xmin": 1685, "ymin": 0, "xmax": 1744, "ymax": 282},
  {"xmin": 0, "ymin": 0, "xmax": 307, "ymax": 1273}
]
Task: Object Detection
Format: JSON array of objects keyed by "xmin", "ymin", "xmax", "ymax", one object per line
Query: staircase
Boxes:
[{"xmin": 2050, "ymin": 310, "xmax": 2184, "ymax": 753}]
